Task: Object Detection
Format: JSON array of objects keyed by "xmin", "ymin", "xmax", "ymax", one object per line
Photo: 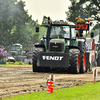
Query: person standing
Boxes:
[{"xmin": 3, "ymin": 50, "xmax": 8, "ymax": 61}]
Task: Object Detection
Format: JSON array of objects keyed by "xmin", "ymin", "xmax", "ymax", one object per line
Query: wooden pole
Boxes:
[{"xmin": 94, "ymin": 69, "xmax": 96, "ymax": 85}]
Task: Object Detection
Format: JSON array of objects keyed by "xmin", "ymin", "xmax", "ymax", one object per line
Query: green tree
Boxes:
[
  {"xmin": 0, "ymin": 0, "xmax": 48, "ymax": 50},
  {"xmin": 9, "ymin": 0, "xmax": 33, "ymax": 48},
  {"xmin": 0, "ymin": 0, "xmax": 35, "ymax": 50},
  {"xmin": 66, "ymin": 0, "xmax": 100, "ymax": 22},
  {"xmin": 0, "ymin": 0, "xmax": 17, "ymax": 47},
  {"xmin": 92, "ymin": 23, "xmax": 100, "ymax": 30}
]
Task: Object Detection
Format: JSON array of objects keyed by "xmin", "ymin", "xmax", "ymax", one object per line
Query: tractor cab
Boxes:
[
  {"xmin": 47, "ymin": 21, "xmax": 78, "ymax": 53},
  {"xmin": 36, "ymin": 19, "xmax": 78, "ymax": 53},
  {"xmin": 12, "ymin": 44, "xmax": 22, "ymax": 52},
  {"xmin": 49, "ymin": 22, "xmax": 75, "ymax": 39},
  {"xmin": 10, "ymin": 43, "xmax": 23, "ymax": 56}
]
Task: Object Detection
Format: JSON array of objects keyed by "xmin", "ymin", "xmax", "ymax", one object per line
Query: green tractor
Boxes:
[
  {"xmin": 32, "ymin": 17, "xmax": 95, "ymax": 73},
  {"xmin": 10, "ymin": 43, "xmax": 26, "ymax": 62}
]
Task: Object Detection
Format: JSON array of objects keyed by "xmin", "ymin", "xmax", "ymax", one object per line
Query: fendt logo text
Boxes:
[{"xmin": 42, "ymin": 56, "xmax": 63, "ymax": 61}]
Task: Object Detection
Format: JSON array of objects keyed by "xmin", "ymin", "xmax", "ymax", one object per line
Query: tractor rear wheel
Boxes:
[
  {"xmin": 80, "ymin": 52, "xmax": 86, "ymax": 73},
  {"xmin": 32, "ymin": 48, "xmax": 44, "ymax": 72},
  {"xmin": 86, "ymin": 62, "xmax": 93, "ymax": 72},
  {"xmin": 68, "ymin": 49, "xmax": 80, "ymax": 74}
]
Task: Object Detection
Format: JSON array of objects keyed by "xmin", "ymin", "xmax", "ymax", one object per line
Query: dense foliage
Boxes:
[
  {"xmin": 66, "ymin": 0, "xmax": 100, "ymax": 37},
  {"xmin": 0, "ymin": 0, "xmax": 47, "ymax": 51},
  {"xmin": 66, "ymin": 0, "xmax": 100, "ymax": 22}
]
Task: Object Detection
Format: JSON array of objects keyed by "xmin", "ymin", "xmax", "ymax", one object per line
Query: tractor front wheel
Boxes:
[
  {"xmin": 32, "ymin": 48, "xmax": 44, "ymax": 72},
  {"xmin": 80, "ymin": 52, "xmax": 86, "ymax": 73},
  {"xmin": 68, "ymin": 49, "xmax": 80, "ymax": 74}
]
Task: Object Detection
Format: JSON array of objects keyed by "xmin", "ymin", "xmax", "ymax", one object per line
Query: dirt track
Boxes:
[{"xmin": 0, "ymin": 65, "xmax": 100, "ymax": 99}]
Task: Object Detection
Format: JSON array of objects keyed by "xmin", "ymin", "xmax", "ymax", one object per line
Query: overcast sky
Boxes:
[{"xmin": 23, "ymin": 0, "xmax": 71, "ymax": 24}]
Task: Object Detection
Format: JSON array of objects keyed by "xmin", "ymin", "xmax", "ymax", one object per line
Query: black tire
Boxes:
[
  {"xmin": 68, "ymin": 49, "xmax": 80, "ymax": 74},
  {"xmin": 80, "ymin": 52, "xmax": 86, "ymax": 73},
  {"xmin": 85, "ymin": 62, "xmax": 93, "ymax": 72},
  {"xmin": 32, "ymin": 48, "xmax": 44, "ymax": 72},
  {"xmin": 85, "ymin": 62, "xmax": 89, "ymax": 72}
]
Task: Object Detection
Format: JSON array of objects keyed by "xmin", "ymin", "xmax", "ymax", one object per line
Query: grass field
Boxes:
[
  {"xmin": 3, "ymin": 82, "xmax": 100, "ymax": 100},
  {"xmin": 0, "ymin": 62, "xmax": 32, "ymax": 66}
]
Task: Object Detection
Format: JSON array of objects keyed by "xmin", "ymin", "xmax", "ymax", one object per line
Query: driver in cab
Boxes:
[{"xmin": 59, "ymin": 26, "xmax": 66, "ymax": 34}]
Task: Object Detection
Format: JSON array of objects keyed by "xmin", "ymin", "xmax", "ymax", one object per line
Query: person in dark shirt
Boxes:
[{"xmin": 59, "ymin": 27, "xmax": 66, "ymax": 34}]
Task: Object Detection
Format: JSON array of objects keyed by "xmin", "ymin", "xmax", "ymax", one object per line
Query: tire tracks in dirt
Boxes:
[{"xmin": 0, "ymin": 65, "xmax": 100, "ymax": 99}]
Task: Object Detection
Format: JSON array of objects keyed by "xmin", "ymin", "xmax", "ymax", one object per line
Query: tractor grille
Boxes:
[{"xmin": 49, "ymin": 40, "xmax": 64, "ymax": 52}]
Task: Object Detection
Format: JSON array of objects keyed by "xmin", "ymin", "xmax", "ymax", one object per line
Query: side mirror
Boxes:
[
  {"xmin": 91, "ymin": 32, "xmax": 94, "ymax": 38},
  {"xmin": 36, "ymin": 27, "xmax": 39, "ymax": 32}
]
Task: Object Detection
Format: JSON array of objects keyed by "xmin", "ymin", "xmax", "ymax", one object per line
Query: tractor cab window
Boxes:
[
  {"xmin": 12, "ymin": 46, "xmax": 16, "ymax": 51},
  {"xmin": 16, "ymin": 46, "xmax": 21, "ymax": 51},
  {"xmin": 71, "ymin": 28, "xmax": 76, "ymax": 38},
  {"xmin": 50, "ymin": 26, "xmax": 70, "ymax": 38},
  {"xmin": 12, "ymin": 45, "xmax": 20, "ymax": 51}
]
